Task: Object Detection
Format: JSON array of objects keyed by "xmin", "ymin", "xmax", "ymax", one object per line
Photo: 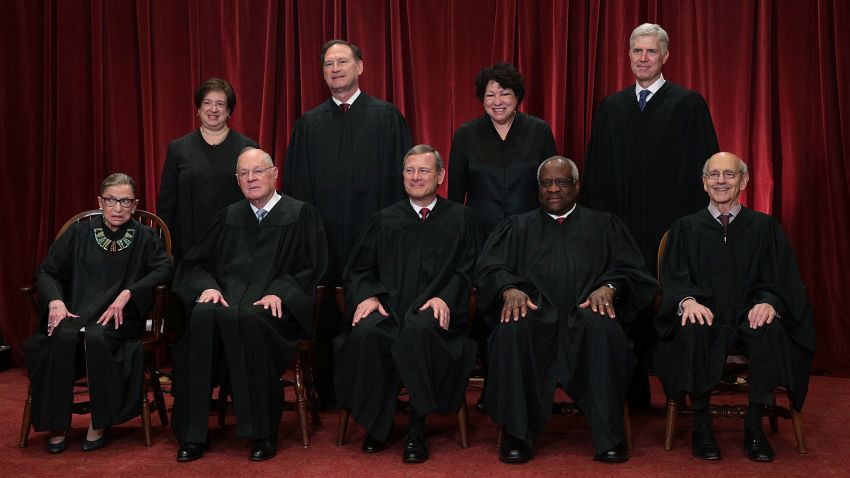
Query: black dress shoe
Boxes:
[
  {"xmin": 692, "ymin": 425, "xmax": 721, "ymax": 460},
  {"xmin": 594, "ymin": 441, "xmax": 629, "ymax": 463},
  {"xmin": 177, "ymin": 442, "xmax": 206, "ymax": 462},
  {"xmin": 402, "ymin": 430, "xmax": 429, "ymax": 463},
  {"xmin": 46, "ymin": 432, "xmax": 68, "ymax": 454},
  {"xmin": 249, "ymin": 436, "xmax": 277, "ymax": 462},
  {"xmin": 82, "ymin": 432, "xmax": 110, "ymax": 452},
  {"xmin": 744, "ymin": 427, "xmax": 775, "ymax": 462},
  {"xmin": 361, "ymin": 434, "xmax": 387, "ymax": 453},
  {"xmin": 499, "ymin": 432, "xmax": 532, "ymax": 464}
]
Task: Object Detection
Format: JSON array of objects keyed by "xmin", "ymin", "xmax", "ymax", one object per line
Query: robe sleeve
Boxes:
[
  {"xmin": 434, "ymin": 214, "xmax": 482, "ymax": 317},
  {"xmin": 156, "ymin": 139, "xmax": 181, "ymax": 238},
  {"xmin": 542, "ymin": 123, "xmax": 558, "ymax": 158},
  {"xmin": 342, "ymin": 215, "xmax": 390, "ymax": 311},
  {"xmin": 283, "ymin": 119, "xmax": 315, "ymax": 203},
  {"xmin": 447, "ymin": 128, "xmax": 469, "ymax": 204},
  {"xmin": 124, "ymin": 227, "xmax": 174, "ymax": 316},
  {"xmin": 172, "ymin": 209, "xmax": 226, "ymax": 307},
  {"xmin": 475, "ymin": 217, "xmax": 536, "ymax": 319},
  {"xmin": 34, "ymin": 222, "xmax": 80, "ymax": 307},
  {"xmin": 654, "ymin": 219, "xmax": 708, "ymax": 337},
  {"xmin": 263, "ymin": 204, "xmax": 328, "ymax": 332},
  {"xmin": 673, "ymin": 95, "xmax": 720, "ymax": 218}
]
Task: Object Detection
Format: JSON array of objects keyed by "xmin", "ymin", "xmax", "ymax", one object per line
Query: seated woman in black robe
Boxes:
[{"xmin": 23, "ymin": 173, "xmax": 173, "ymax": 454}]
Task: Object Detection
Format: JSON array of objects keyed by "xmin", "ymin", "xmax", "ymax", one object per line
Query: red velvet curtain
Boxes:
[{"xmin": 2, "ymin": 0, "xmax": 848, "ymax": 374}]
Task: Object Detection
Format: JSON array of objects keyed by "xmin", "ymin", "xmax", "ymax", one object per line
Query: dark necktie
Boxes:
[
  {"xmin": 420, "ymin": 207, "xmax": 430, "ymax": 221},
  {"xmin": 340, "ymin": 103, "xmax": 350, "ymax": 113},
  {"xmin": 719, "ymin": 213, "xmax": 730, "ymax": 242},
  {"xmin": 556, "ymin": 217, "xmax": 565, "ymax": 224},
  {"xmin": 638, "ymin": 89, "xmax": 651, "ymax": 111}
]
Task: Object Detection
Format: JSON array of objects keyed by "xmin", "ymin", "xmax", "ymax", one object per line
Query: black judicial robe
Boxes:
[
  {"xmin": 24, "ymin": 216, "xmax": 173, "ymax": 431},
  {"xmin": 284, "ymin": 94, "xmax": 412, "ymax": 283},
  {"xmin": 157, "ymin": 129, "xmax": 258, "ymax": 261},
  {"xmin": 171, "ymin": 196, "xmax": 328, "ymax": 442},
  {"xmin": 448, "ymin": 113, "xmax": 558, "ymax": 237},
  {"xmin": 654, "ymin": 208, "xmax": 815, "ymax": 410},
  {"xmin": 476, "ymin": 207, "xmax": 656, "ymax": 451},
  {"xmin": 335, "ymin": 198, "xmax": 481, "ymax": 440},
  {"xmin": 582, "ymin": 82, "xmax": 719, "ymax": 269}
]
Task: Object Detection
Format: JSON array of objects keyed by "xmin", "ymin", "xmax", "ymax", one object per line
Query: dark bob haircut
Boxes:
[
  {"xmin": 194, "ymin": 77, "xmax": 237, "ymax": 114},
  {"xmin": 474, "ymin": 62, "xmax": 525, "ymax": 104}
]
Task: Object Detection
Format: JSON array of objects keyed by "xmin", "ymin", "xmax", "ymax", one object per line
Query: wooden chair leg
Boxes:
[
  {"xmin": 457, "ymin": 399, "xmax": 469, "ymax": 448},
  {"xmin": 142, "ymin": 391, "xmax": 152, "ymax": 446},
  {"xmin": 150, "ymin": 368, "xmax": 169, "ymax": 427},
  {"xmin": 664, "ymin": 399, "xmax": 678, "ymax": 451},
  {"xmin": 301, "ymin": 349, "xmax": 321, "ymax": 426},
  {"xmin": 337, "ymin": 408, "xmax": 351, "ymax": 446},
  {"xmin": 293, "ymin": 357, "xmax": 310, "ymax": 447},
  {"xmin": 791, "ymin": 409, "xmax": 807, "ymax": 454},
  {"xmin": 19, "ymin": 382, "xmax": 33, "ymax": 448},
  {"xmin": 623, "ymin": 403, "xmax": 633, "ymax": 450}
]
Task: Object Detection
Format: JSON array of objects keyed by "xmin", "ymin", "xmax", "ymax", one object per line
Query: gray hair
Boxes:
[
  {"xmin": 537, "ymin": 156, "xmax": 579, "ymax": 182},
  {"xmin": 403, "ymin": 144, "xmax": 443, "ymax": 171},
  {"xmin": 100, "ymin": 172, "xmax": 137, "ymax": 197},
  {"xmin": 630, "ymin": 23, "xmax": 669, "ymax": 53},
  {"xmin": 702, "ymin": 154, "xmax": 749, "ymax": 175},
  {"xmin": 237, "ymin": 147, "xmax": 274, "ymax": 170}
]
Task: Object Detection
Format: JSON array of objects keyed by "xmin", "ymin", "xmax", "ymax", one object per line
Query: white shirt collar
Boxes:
[
  {"xmin": 410, "ymin": 197, "xmax": 438, "ymax": 216},
  {"xmin": 634, "ymin": 74, "xmax": 666, "ymax": 102},
  {"xmin": 546, "ymin": 203, "xmax": 577, "ymax": 221},
  {"xmin": 250, "ymin": 192, "xmax": 282, "ymax": 215},
  {"xmin": 332, "ymin": 88, "xmax": 362, "ymax": 107}
]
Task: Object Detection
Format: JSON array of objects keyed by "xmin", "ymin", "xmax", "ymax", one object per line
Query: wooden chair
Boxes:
[
  {"xmin": 334, "ymin": 286, "xmax": 473, "ymax": 448},
  {"xmin": 19, "ymin": 209, "xmax": 172, "ymax": 447},
  {"xmin": 656, "ymin": 230, "xmax": 807, "ymax": 454},
  {"xmin": 217, "ymin": 285, "xmax": 325, "ymax": 447}
]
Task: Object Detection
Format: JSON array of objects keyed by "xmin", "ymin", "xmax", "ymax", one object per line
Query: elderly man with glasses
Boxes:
[{"xmin": 654, "ymin": 152, "xmax": 815, "ymax": 462}]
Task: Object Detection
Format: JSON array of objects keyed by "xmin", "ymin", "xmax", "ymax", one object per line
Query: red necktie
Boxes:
[
  {"xmin": 420, "ymin": 207, "xmax": 430, "ymax": 221},
  {"xmin": 720, "ymin": 213, "xmax": 730, "ymax": 242},
  {"xmin": 556, "ymin": 217, "xmax": 565, "ymax": 224},
  {"xmin": 340, "ymin": 103, "xmax": 350, "ymax": 113}
]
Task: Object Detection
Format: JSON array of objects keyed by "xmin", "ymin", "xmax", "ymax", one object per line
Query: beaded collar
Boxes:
[{"xmin": 94, "ymin": 224, "xmax": 135, "ymax": 252}]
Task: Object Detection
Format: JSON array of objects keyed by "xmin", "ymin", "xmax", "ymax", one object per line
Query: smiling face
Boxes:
[
  {"xmin": 322, "ymin": 43, "xmax": 363, "ymax": 100},
  {"xmin": 482, "ymin": 80, "xmax": 518, "ymax": 126},
  {"xmin": 236, "ymin": 149, "xmax": 278, "ymax": 208},
  {"xmin": 537, "ymin": 161, "xmax": 580, "ymax": 215},
  {"xmin": 98, "ymin": 184, "xmax": 137, "ymax": 231},
  {"xmin": 403, "ymin": 152, "xmax": 445, "ymax": 206},
  {"xmin": 702, "ymin": 152, "xmax": 749, "ymax": 210},
  {"xmin": 197, "ymin": 90, "xmax": 229, "ymax": 131},
  {"xmin": 629, "ymin": 35, "xmax": 669, "ymax": 88}
]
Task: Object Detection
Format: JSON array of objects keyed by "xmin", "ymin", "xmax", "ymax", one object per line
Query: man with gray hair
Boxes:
[
  {"xmin": 582, "ymin": 23, "xmax": 720, "ymax": 408},
  {"xmin": 335, "ymin": 144, "xmax": 481, "ymax": 463},
  {"xmin": 655, "ymin": 152, "xmax": 814, "ymax": 462},
  {"xmin": 171, "ymin": 148, "xmax": 328, "ymax": 463},
  {"xmin": 477, "ymin": 156, "xmax": 656, "ymax": 463}
]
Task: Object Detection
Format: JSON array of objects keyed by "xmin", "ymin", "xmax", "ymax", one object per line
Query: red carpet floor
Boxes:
[{"xmin": 1, "ymin": 368, "xmax": 846, "ymax": 477}]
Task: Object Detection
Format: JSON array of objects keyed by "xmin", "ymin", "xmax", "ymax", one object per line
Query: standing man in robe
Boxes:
[
  {"xmin": 477, "ymin": 156, "xmax": 656, "ymax": 464},
  {"xmin": 285, "ymin": 40, "xmax": 412, "ymax": 406},
  {"xmin": 582, "ymin": 23, "xmax": 720, "ymax": 406},
  {"xmin": 335, "ymin": 145, "xmax": 480, "ymax": 463},
  {"xmin": 655, "ymin": 152, "xmax": 814, "ymax": 462},
  {"xmin": 171, "ymin": 148, "xmax": 327, "ymax": 463}
]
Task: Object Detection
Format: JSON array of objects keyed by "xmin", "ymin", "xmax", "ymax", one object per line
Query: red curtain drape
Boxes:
[{"xmin": 2, "ymin": 0, "xmax": 848, "ymax": 374}]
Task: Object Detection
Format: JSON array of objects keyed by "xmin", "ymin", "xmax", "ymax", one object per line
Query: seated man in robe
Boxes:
[
  {"xmin": 477, "ymin": 156, "xmax": 656, "ymax": 464},
  {"xmin": 335, "ymin": 144, "xmax": 481, "ymax": 463},
  {"xmin": 171, "ymin": 147, "xmax": 327, "ymax": 463},
  {"xmin": 654, "ymin": 152, "xmax": 815, "ymax": 462}
]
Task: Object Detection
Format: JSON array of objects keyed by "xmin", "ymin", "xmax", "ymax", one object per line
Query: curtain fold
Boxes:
[{"xmin": 1, "ymin": 0, "xmax": 848, "ymax": 374}]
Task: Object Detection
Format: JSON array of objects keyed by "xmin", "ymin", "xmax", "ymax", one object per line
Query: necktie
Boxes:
[
  {"xmin": 638, "ymin": 89, "xmax": 651, "ymax": 111},
  {"xmin": 340, "ymin": 103, "xmax": 350, "ymax": 113},
  {"xmin": 719, "ymin": 213, "xmax": 730, "ymax": 242},
  {"xmin": 556, "ymin": 217, "xmax": 565, "ymax": 224},
  {"xmin": 256, "ymin": 208, "xmax": 268, "ymax": 223},
  {"xmin": 420, "ymin": 207, "xmax": 430, "ymax": 221}
]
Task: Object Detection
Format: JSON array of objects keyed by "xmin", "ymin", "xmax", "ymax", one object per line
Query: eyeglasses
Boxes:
[
  {"xmin": 101, "ymin": 196, "xmax": 136, "ymax": 208},
  {"xmin": 237, "ymin": 166, "xmax": 275, "ymax": 179},
  {"xmin": 704, "ymin": 171, "xmax": 741, "ymax": 180},
  {"xmin": 538, "ymin": 178, "xmax": 576, "ymax": 189}
]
